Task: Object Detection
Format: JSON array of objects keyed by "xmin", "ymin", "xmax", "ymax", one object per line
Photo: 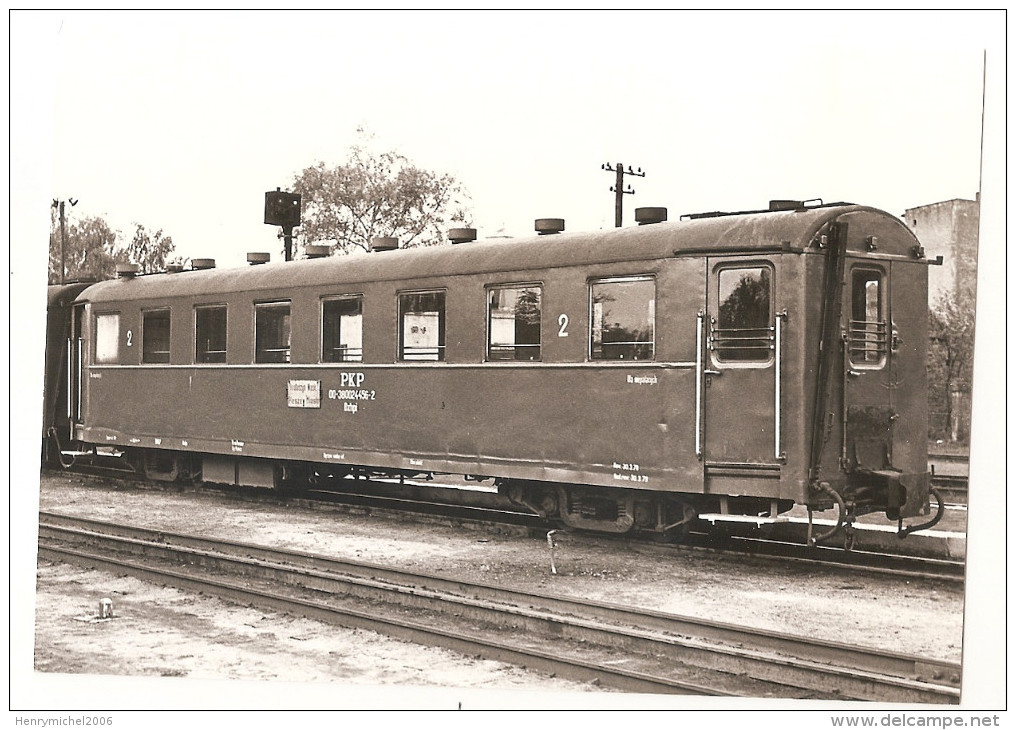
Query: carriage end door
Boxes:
[
  {"xmin": 701, "ymin": 258, "xmax": 783, "ymax": 467},
  {"xmin": 842, "ymin": 262, "xmax": 894, "ymax": 472}
]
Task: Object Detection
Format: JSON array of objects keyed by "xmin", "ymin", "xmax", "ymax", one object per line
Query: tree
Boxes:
[
  {"xmin": 48, "ymin": 210, "xmax": 181, "ymax": 284},
  {"xmin": 48, "ymin": 211, "xmax": 123, "ymax": 284},
  {"xmin": 125, "ymin": 223, "xmax": 176, "ymax": 274},
  {"xmin": 292, "ymin": 135, "xmax": 471, "ymax": 255},
  {"xmin": 927, "ymin": 291, "xmax": 976, "ymax": 442}
]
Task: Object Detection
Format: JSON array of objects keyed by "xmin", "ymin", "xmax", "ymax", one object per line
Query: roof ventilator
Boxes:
[
  {"xmin": 305, "ymin": 245, "xmax": 330, "ymax": 259},
  {"xmin": 247, "ymin": 252, "xmax": 271, "ymax": 265},
  {"xmin": 448, "ymin": 228, "xmax": 477, "ymax": 244},
  {"xmin": 191, "ymin": 258, "xmax": 216, "ymax": 270},
  {"xmin": 535, "ymin": 218, "xmax": 565, "ymax": 235},
  {"xmin": 371, "ymin": 237, "xmax": 399, "ymax": 252},
  {"xmin": 769, "ymin": 198, "xmax": 823, "ymax": 211},
  {"xmin": 635, "ymin": 207, "xmax": 668, "ymax": 225},
  {"xmin": 116, "ymin": 263, "xmax": 140, "ymax": 278}
]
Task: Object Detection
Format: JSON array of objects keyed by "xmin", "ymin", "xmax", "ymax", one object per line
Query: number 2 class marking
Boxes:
[
  {"xmin": 558, "ymin": 313, "xmax": 569, "ymax": 337},
  {"xmin": 126, "ymin": 330, "xmax": 133, "ymax": 346}
]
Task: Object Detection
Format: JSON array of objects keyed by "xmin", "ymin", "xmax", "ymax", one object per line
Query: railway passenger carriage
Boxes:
[{"xmin": 44, "ymin": 201, "xmax": 943, "ymax": 540}]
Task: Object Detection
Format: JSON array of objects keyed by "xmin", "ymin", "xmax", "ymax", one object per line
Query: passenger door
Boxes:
[
  {"xmin": 701, "ymin": 258, "xmax": 784, "ymax": 467},
  {"xmin": 841, "ymin": 261, "xmax": 894, "ymax": 472},
  {"xmin": 68, "ymin": 303, "xmax": 85, "ymax": 430}
]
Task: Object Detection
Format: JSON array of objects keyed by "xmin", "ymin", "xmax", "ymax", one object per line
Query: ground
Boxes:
[{"xmin": 30, "ymin": 472, "xmax": 966, "ymax": 707}]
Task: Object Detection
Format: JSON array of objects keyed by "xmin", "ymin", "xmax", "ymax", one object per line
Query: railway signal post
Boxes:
[{"xmin": 264, "ymin": 188, "xmax": 302, "ymax": 261}]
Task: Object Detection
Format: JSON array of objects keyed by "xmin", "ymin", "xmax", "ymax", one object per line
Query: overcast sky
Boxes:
[
  {"xmin": 10, "ymin": 8, "xmax": 1008, "ymax": 716},
  {"xmin": 16, "ymin": 10, "xmax": 997, "ymax": 268}
]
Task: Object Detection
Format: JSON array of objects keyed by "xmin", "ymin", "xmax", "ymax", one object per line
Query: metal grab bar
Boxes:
[
  {"xmin": 66, "ymin": 339, "xmax": 73, "ymax": 420},
  {"xmin": 695, "ymin": 311, "xmax": 704, "ymax": 459},
  {"xmin": 76, "ymin": 339, "xmax": 83, "ymax": 422},
  {"xmin": 774, "ymin": 312, "xmax": 786, "ymax": 462}
]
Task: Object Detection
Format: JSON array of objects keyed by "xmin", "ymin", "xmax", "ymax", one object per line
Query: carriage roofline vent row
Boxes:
[{"xmin": 138, "ymin": 199, "xmax": 865, "ymax": 278}]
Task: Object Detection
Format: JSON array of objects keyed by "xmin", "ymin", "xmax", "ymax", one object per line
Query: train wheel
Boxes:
[
  {"xmin": 555, "ymin": 485, "xmax": 635, "ymax": 534},
  {"xmin": 141, "ymin": 449, "xmax": 179, "ymax": 482},
  {"xmin": 502, "ymin": 481, "xmax": 559, "ymax": 519},
  {"xmin": 659, "ymin": 500, "xmax": 697, "ymax": 543}
]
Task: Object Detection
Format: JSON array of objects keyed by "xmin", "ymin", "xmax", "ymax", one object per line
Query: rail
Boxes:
[{"xmin": 38, "ymin": 511, "xmax": 962, "ymax": 703}]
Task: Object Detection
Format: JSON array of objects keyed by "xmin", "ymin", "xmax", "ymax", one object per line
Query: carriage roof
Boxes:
[{"xmin": 77, "ymin": 203, "xmax": 915, "ymax": 304}]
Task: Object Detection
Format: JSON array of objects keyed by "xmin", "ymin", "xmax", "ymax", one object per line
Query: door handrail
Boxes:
[
  {"xmin": 775, "ymin": 311, "xmax": 787, "ymax": 462},
  {"xmin": 76, "ymin": 338, "xmax": 83, "ymax": 422},
  {"xmin": 66, "ymin": 339, "xmax": 73, "ymax": 421},
  {"xmin": 695, "ymin": 311, "xmax": 704, "ymax": 459}
]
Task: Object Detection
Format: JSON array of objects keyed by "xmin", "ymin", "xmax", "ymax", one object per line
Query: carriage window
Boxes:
[
  {"xmin": 848, "ymin": 269, "xmax": 887, "ymax": 367},
  {"xmin": 322, "ymin": 296, "xmax": 363, "ymax": 362},
  {"xmin": 589, "ymin": 276, "xmax": 655, "ymax": 360},
  {"xmin": 488, "ymin": 285, "xmax": 542, "ymax": 361},
  {"xmin": 142, "ymin": 309, "xmax": 171, "ymax": 364},
  {"xmin": 255, "ymin": 301, "xmax": 291, "ymax": 363},
  {"xmin": 714, "ymin": 266, "xmax": 773, "ymax": 362},
  {"xmin": 94, "ymin": 313, "xmax": 120, "ymax": 364},
  {"xmin": 399, "ymin": 291, "xmax": 445, "ymax": 361},
  {"xmin": 195, "ymin": 305, "xmax": 227, "ymax": 363}
]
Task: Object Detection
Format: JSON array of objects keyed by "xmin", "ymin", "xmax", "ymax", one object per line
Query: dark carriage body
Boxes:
[{"xmin": 52, "ymin": 201, "xmax": 934, "ymax": 534}]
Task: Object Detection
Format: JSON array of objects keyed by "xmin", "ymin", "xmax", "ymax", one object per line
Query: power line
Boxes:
[
  {"xmin": 601, "ymin": 162, "xmax": 645, "ymax": 227},
  {"xmin": 51, "ymin": 197, "xmax": 78, "ymax": 285}
]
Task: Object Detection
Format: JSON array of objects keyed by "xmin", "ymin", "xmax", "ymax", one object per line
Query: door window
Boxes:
[
  {"xmin": 848, "ymin": 268, "xmax": 887, "ymax": 368},
  {"xmin": 713, "ymin": 266, "xmax": 773, "ymax": 363}
]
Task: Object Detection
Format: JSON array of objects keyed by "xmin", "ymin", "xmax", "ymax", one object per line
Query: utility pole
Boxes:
[
  {"xmin": 601, "ymin": 162, "xmax": 645, "ymax": 227},
  {"xmin": 51, "ymin": 197, "xmax": 78, "ymax": 284}
]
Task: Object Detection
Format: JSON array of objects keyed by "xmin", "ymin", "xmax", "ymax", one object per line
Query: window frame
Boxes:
[
  {"xmin": 485, "ymin": 282, "xmax": 543, "ymax": 362},
  {"xmin": 847, "ymin": 266, "xmax": 888, "ymax": 370},
  {"xmin": 398, "ymin": 289, "xmax": 447, "ymax": 362},
  {"xmin": 320, "ymin": 294, "xmax": 364, "ymax": 363},
  {"xmin": 254, "ymin": 300, "xmax": 292, "ymax": 364},
  {"xmin": 587, "ymin": 274, "xmax": 657, "ymax": 362},
  {"xmin": 710, "ymin": 262, "xmax": 775, "ymax": 369},
  {"xmin": 194, "ymin": 304, "xmax": 228, "ymax": 364},
  {"xmin": 93, "ymin": 311, "xmax": 121, "ymax": 365},
  {"xmin": 141, "ymin": 308, "xmax": 172, "ymax": 365}
]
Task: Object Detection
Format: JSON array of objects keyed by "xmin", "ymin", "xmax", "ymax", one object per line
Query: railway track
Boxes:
[
  {"xmin": 279, "ymin": 483, "xmax": 968, "ymax": 584},
  {"xmin": 38, "ymin": 511, "xmax": 961, "ymax": 703},
  {"xmin": 41, "ymin": 466, "xmax": 966, "ymax": 582},
  {"xmin": 674, "ymin": 534, "xmax": 966, "ymax": 583},
  {"xmin": 930, "ymin": 474, "xmax": 969, "ymax": 505}
]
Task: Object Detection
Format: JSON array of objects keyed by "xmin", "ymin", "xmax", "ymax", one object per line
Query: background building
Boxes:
[
  {"xmin": 903, "ymin": 196, "xmax": 980, "ymax": 443},
  {"xmin": 904, "ymin": 196, "xmax": 980, "ymax": 309}
]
